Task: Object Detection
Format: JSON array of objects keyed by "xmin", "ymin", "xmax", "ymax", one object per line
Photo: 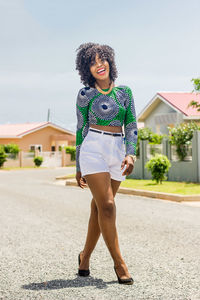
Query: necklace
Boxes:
[{"xmin": 95, "ymin": 81, "xmax": 114, "ymax": 95}]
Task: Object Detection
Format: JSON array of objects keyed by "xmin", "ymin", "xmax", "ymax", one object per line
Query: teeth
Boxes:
[{"xmin": 97, "ymin": 68, "xmax": 105, "ymax": 73}]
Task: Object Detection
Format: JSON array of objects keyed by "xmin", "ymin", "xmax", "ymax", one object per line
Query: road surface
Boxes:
[{"xmin": 0, "ymin": 167, "xmax": 199, "ymax": 300}]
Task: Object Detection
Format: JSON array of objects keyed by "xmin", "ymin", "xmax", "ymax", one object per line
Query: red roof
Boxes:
[
  {"xmin": 0, "ymin": 121, "xmax": 75, "ymax": 138},
  {"xmin": 0, "ymin": 122, "xmax": 48, "ymax": 137},
  {"xmin": 158, "ymin": 92, "xmax": 200, "ymax": 116}
]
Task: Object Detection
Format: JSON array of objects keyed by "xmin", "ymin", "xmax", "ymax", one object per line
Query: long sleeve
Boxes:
[
  {"xmin": 76, "ymin": 88, "xmax": 90, "ymax": 173},
  {"xmin": 124, "ymin": 86, "xmax": 138, "ymax": 156}
]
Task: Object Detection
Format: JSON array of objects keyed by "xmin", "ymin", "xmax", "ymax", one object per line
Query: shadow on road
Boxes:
[{"xmin": 22, "ymin": 276, "xmax": 117, "ymax": 290}]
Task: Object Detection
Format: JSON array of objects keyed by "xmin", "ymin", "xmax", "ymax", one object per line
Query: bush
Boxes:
[
  {"xmin": 137, "ymin": 128, "xmax": 165, "ymax": 157},
  {"xmin": 136, "ymin": 127, "xmax": 152, "ymax": 157},
  {"xmin": 138, "ymin": 127, "xmax": 152, "ymax": 140},
  {"xmin": 168, "ymin": 122, "xmax": 199, "ymax": 161},
  {"xmin": 65, "ymin": 146, "xmax": 76, "ymax": 161},
  {"xmin": 145, "ymin": 154, "xmax": 171, "ymax": 184},
  {"xmin": 34, "ymin": 156, "xmax": 43, "ymax": 167},
  {"xmin": 4, "ymin": 143, "xmax": 20, "ymax": 159},
  {"xmin": 149, "ymin": 132, "xmax": 166, "ymax": 144},
  {"xmin": 0, "ymin": 146, "xmax": 7, "ymax": 168}
]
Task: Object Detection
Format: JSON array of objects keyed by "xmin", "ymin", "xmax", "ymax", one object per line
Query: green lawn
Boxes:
[
  {"xmin": 65, "ymin": 174, "xmax": 200, "ymax": 195},
  {"xmin": 121, "ymin": 179, "xmax": 200, "ymax": 195},
  {"xmin": 1, "ymin": 166, "xmax": 48, "ymax": 170}
]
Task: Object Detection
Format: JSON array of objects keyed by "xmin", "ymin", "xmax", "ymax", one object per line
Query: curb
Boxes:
[{"xmin": 56, "ymin": 177, "xmax": 200, "ymax": 202}]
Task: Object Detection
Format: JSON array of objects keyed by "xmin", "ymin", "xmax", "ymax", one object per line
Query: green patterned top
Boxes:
[{"xmin": 76, "ymin": 85, "xmax": 137, "ymax": 172}]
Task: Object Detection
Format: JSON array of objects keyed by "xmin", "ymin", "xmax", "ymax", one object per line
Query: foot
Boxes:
[
  {"xmin": 114, "ymin": 262, "xmax": 132, "ymax": 280},
  {"xmin": 79, "ymin": 251, "xmax": 90, "ymax": 270}
]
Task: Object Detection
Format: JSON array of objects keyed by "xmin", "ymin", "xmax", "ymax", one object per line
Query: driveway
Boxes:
[{"xmin": 0, "ymin": 167, "xmax": 200, "ymax": 300}]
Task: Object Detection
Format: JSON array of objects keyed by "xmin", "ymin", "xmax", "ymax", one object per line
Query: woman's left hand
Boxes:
[{"xmin": 121, "ymin": 155, "xmax": 135, "ymax": 176}]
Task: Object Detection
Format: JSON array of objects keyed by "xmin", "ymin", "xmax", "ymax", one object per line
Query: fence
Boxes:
[
  {"xmin": 128, "ymin": 130, "xmax": 200, "ymax": 183},
  {"xmin": 3, "ymin": 149, "xmax": 75, "ymax": 168}
]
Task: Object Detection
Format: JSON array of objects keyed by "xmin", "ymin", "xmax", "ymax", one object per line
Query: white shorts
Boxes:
[{"xmin": 79, "ymin": 127, "xmax": 127, "ymax": 181}]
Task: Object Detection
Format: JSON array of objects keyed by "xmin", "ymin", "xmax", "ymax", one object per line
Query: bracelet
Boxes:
[{"xmin": 126, "ymin": 154, "xmax": 137, "ymax": 162}]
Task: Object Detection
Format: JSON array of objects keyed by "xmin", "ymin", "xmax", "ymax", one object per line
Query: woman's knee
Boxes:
[{"xmin": 99, "ymin": 199, "xmax": 115, "ymax": 218}]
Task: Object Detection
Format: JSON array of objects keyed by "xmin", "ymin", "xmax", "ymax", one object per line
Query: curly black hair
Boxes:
[{"xmin": 75, "ymin": 42, "xmax": 118, "ymax": 88}]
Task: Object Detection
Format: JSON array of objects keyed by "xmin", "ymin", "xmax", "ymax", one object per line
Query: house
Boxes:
[
  {"xmin": 137, "ymin": 92, "xmax": 200, "ymax": 134},
  {"xmin": 0, "ymin": 121, "xmax": 76, "ymax": 152}
]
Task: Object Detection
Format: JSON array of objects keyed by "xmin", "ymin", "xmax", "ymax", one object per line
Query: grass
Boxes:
[
  {"xmin": 120, "ymin": 179, "xmax": 200, "ymax": 195},
  {"xmin": 1, "ymin": 166, "xmax": 48, "ymax": 170}
]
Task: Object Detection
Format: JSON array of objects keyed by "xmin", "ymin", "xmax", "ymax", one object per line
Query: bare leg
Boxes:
[
  {"xmin": 79, "ymin": 197, "xmax": 100, "ymax": 270},
  {"xmin": 79, "ymin": 178, "xmax": 121, "ymax": 270},
  {"xmin": 82, "ymin": 172, "xmax": 131, "ymax": 279}
]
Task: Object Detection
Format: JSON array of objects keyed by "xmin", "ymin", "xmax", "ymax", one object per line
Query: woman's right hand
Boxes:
[{"xmin": 76, "ymin": 171, "xmax": 88, "ymax": 189}]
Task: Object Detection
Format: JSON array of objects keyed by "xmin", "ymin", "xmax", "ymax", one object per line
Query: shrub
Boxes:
[
  {"xmin": 4, "ymin": 143, "xmax": 20, "ymax": 159},
  {"xmin": 168, "ymin": 122, "xmax": 199, "ymax": 161},
  {"xmin": 34, "ymin": 156, "xmax": 43, "ymax": 167},
  {"xmin": 149, "ymin": 132, "xmax": 166, "ymax": 144},
  {"xmin": 0, "ymin": 146, "xmax": 7, "ymax": 168},
  {"xmin": 136, "ymin": 127, "xmax": 152, "ymax": 157},
  {"xmin": 138, "ymin": 127, "xmax": 152, "ymax": 140},
  {"xmin": 65, "ymin": 146, "xmax": 76, "ymax": 161},
  {"xmin": 137, "ymin": 128, "xmax": 165, "ymax": 157},
  {"xmin": 145, "ymin": 154, "xmax": 171, "ymax": 184}
]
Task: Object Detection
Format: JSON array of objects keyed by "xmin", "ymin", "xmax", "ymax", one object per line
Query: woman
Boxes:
[{"xmin": 75, "ymin": 43, "xmax": 138, "ymax": 285}]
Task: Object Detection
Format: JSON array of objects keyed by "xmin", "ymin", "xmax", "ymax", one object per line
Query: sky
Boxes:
[{"xmin": 0, "ymin": 0, "xmax": 200, "ymax": 133}]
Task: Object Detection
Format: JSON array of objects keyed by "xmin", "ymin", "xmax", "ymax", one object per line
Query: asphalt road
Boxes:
[{"xmin": 0, "ymin": 167, "xmax": 200, "ymax": 300}]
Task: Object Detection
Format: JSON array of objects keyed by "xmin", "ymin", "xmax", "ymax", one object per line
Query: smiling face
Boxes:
[{"xmin": 89, "ymin": 53, "xmax": 110, "ymax": 82}]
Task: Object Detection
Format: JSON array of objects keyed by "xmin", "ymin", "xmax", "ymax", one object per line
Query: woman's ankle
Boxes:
[
  {"xmin": 114, "ymin": 259, "xmax": 125, "ymax": 268},
  {"xmin": 79, "ymin": 252, "xmax": 90, "ymax": 269},
  {"xmin": 81, "ymin": 250, "xmax": 91, "ymax": 260},
  {"xmin": 80, "ymin": 251, "xmax": 91, "ymax": 266},
  {"xmin": 114, "ymin": 262, "xmax": 131, "ymax": 278}
]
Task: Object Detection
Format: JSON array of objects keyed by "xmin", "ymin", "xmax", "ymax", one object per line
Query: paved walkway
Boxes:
[{"xmin": 0, "ymin": 168, "xmax": 200, "ymax": 300}]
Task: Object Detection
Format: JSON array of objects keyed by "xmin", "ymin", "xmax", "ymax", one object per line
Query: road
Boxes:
[{"xmin": 0, "ymin": 167, "xmax": 200, "ymax": 300}]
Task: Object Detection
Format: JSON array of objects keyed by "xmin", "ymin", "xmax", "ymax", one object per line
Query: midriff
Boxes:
[{"xmin": 89, "ymin": 124, "xmax": 123, "ymax": 133}]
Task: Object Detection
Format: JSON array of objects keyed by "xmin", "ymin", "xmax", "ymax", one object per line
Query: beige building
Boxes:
[{"xmin": 0, "ymin": 121, "xmax": 76, "ymax": 152}]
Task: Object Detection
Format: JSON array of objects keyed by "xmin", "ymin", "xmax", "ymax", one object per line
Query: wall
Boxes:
[
  {"xmin": 3, "ymin": 150, "xmax": 75, "ymax": 168},
  {"xmin": 0, "ymin": 138, "xmax": 19, "ymax": 145},
  {"xmin": 128, "ymin": 131, "xmax": 200, "ymax": 183},
  {"xmin": 3, "ymin": 152, "xmax": 35, "ymax": 168},
  {"xmin": 145, "ymin": 101, "xmax": 176, "ymax": 134}
]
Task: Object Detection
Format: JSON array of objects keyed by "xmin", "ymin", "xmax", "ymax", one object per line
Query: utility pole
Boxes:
[{"xmin": 47, "ymin": 108, "xmax": 50, "ymax": 122}]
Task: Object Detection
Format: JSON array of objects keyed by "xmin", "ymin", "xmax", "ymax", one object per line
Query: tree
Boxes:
[
  {"xmin": 0, "ymin": 146, "xmax": 7, "ymax": 168},
  {"xmin": 168, "ymin": 122, "xmax": 199, "ymax": 161},
  {"xmin": 188, "ymin": 78, "xmax": 200, "ymax": 111}
]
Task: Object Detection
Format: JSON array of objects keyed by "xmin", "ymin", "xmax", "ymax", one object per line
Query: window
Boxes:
[{"xmin": 29, "ymin": 144, "xmax": 42, "ymax": 152}]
